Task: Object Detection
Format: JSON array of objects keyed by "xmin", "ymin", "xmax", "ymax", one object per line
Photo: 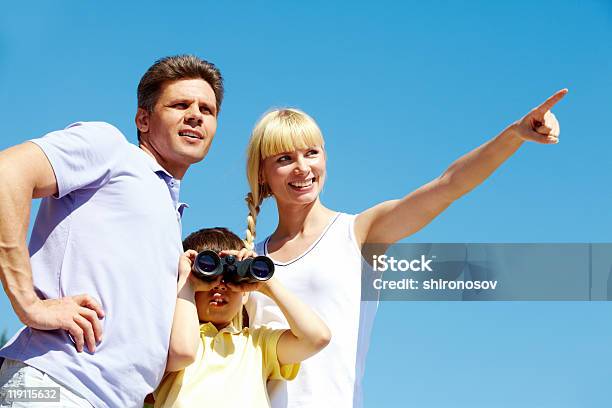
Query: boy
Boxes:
[{"xmin": 153, "ymin": 227, "xmax": 331, "ymax": 407}]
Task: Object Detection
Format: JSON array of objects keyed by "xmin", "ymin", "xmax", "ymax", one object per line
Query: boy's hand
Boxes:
[
  {"xmin": 178, "ymin": 250, "xmax": 198, "ymax": 282},
  {"xmin": 218, "ymin": 248, "xmax": 258, "ymax": 262},
  {"xmin": 219, "ymin": 249, "xmax": 265, "ymax": 293},
  {"xmin": 226, "ymin": 280, "xmax": 262, "ymax": 293},
  {"xmin": 227, "ymin": 277, "xmax": 277, "ymax": 297},
  {"xmin": 178, "ymin": 250, "xmax": 223, "ymax": 293}
]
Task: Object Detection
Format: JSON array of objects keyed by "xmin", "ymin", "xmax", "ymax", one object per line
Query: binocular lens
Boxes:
[
  {"xmin": 251, "ymin": 258, "xmax": 273, "ymax": 279},
  {"xmin": 196, "ymin": 253, "xmax": 219, "ymax": 273}
]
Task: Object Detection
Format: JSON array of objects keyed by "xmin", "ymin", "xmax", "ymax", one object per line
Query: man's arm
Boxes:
[
  {"xmin": 0, "ymin": 142, "xmax": 104, "ymax": 353},
  {"xmin": 0, "ymin": 142, "xmax": 58, "ymax": 319}
]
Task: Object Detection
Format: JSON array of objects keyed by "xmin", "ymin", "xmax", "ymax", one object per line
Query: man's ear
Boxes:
[
  {"xmin": 135, "ymin": 108, "xmax": 150, "ymax": 134},
  {"xmin": 241, "ymin": 292, "xmax": 250, "ymax": 305}
]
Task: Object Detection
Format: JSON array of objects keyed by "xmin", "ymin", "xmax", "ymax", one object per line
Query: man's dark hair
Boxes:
[{"xmin": 137, "ymin": 55, "xmax": 224, "ymax": 140}]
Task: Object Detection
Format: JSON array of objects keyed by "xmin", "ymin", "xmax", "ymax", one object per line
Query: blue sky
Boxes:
[{"xmin": 1, "ymin": 1, "xmax": 611, "ymax": 406}]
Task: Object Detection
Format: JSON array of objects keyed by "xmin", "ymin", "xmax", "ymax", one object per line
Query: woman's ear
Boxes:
[
  {"xmin": 242, "ymin": 291, "xmax": 250, "ymax": 305},
  {"xmin": 259, "ymin": 168, "xmax": 272, "ymax": 198}
]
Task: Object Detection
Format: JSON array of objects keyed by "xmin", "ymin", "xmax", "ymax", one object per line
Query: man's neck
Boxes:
[{"xmin": 138, "ymin": 143, "xmax": 187, "ymax": 179}]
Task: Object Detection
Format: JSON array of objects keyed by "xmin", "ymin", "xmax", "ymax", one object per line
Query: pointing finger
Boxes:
[{"xmin": 534, "ymin": 88, "xmax": 568, "ymax": 116}]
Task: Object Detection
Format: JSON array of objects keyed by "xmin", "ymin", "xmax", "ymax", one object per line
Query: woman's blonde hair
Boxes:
[{"xmin": 244, "ymin": 108, "xmax": 325, "ymax": 249}]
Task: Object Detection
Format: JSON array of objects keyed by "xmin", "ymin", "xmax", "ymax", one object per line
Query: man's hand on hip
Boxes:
[{"xmin": 23, "ymin": 295, "xmax": 105, "ymax": 353}]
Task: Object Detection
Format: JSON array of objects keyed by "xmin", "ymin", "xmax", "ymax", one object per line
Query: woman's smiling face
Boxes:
[{"xmin": 261, "ymin": 146, "xmax": 327, "ymax": 206}]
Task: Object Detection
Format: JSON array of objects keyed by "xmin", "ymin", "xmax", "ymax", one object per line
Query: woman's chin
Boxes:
[
  {"xmin": 287, "ymin": 194, "xmax": 319, "ymax": 206},
  {"xmin": 282, "ymin": 186, "xmax": 321, "ymax": 203}
]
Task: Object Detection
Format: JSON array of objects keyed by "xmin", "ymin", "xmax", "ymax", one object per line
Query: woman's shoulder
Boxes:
[{"xmin": 329, "ymin": 212, "xmax": 358, "ymax": 229}]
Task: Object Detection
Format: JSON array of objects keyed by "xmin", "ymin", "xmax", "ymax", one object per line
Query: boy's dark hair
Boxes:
[{"xmin": 183, "ymin": 227, "xmax": 245, "ymax": 253}]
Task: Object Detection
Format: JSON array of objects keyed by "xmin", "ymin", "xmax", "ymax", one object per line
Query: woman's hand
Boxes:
[{"xmin": 508, "ymin": 88, "xmax": 567, "ymax": 144}]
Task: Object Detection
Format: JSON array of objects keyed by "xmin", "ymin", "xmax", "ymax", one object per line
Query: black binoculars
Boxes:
[{"xmin": 192, "ymin": 250, "xmax": 275, "ymax": 283}]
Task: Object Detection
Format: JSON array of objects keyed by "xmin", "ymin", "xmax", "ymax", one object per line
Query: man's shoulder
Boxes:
[
  {"xmin": 29, "ymin": 121, "xmax": 140, "ymax": 196},
  {"xmin": 34, "ymin": 121, "xmax": 131, "ymax": 154},
  {"xmin": 60, "ymin": 121, "xmax": 139, "ymax": 163},
  {"xmin": 63, "ymin": 121, "xmax": 128, "ymax": 143}
]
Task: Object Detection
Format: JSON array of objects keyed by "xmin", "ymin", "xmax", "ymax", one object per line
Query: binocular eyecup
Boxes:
[{"xmin": 192, "ymin": 250, "xmax": 275, "ymax": 284}]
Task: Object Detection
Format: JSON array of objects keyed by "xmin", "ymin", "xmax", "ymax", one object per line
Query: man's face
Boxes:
[{"xmin": 136, "ymin": 78, "xmax": 218, "ymax": 179}]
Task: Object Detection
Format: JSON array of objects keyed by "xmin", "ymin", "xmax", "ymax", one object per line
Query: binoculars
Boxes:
[{"xmin": 192, "ymin": 250, "xmax": 275, "ymax": 283}]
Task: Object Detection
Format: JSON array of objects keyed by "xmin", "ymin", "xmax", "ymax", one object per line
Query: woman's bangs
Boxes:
[{"xmin": 260, "ymin": 119, "xmax": 323, "ymax": 160}]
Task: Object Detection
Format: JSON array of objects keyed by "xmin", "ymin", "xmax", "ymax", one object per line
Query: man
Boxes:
[{"xmin": 0, "ymin": 55, "xmax": 223, "ymax": 407}]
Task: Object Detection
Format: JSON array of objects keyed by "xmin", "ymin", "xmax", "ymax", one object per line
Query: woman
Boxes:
[{"xmin": 244, "ymin": 89, "xmax": 567, "ymax": 407}]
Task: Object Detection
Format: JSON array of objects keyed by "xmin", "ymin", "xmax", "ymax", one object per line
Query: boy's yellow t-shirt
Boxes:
[{"xmin": 154, "ymin": 322, "xmax": 300, "ymax": 408}]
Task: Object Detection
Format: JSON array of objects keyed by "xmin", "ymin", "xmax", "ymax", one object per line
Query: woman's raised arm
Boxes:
[{"xmin": 355, "ymin": 89, "xmax": 568, "ymax": 248}]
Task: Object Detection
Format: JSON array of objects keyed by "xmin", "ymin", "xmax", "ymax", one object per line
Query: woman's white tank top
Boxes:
[{"xmin": 246, "ymin": 213, "xmax": 379, "ymax": 408}]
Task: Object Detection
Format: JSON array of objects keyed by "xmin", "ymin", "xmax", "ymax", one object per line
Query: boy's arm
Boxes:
[
  {"xmin": 165, "ymin": 251, "xmax": 201, "ymax": 372},
  {"xmin": 257, "ymin": 278, "xmax": 331, "ymax": 365}
]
